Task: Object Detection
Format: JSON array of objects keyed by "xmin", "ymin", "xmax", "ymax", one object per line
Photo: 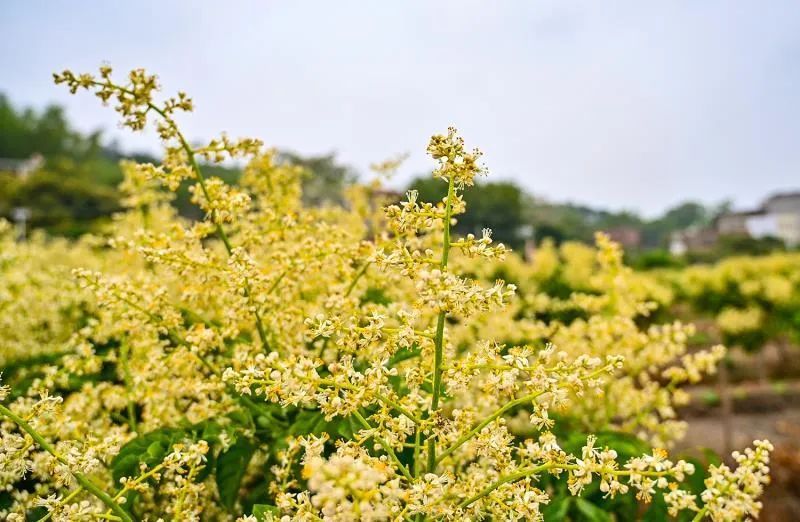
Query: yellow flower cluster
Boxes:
[
  {"xmin": 716, "ymin": 306, "xmax": 764, "ymax": 335},
  {"xmin": 675, "ymin": 253, "xmax": 800, "ymax": 308},
  {"xmin": 0, "ymin": 65, "xmax": 775, "ymax": 521}
]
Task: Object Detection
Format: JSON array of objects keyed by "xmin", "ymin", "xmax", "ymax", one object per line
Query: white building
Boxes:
[
  {"xmin": 0, "ymin": 154, "xmax": 44, "ymax": 179},
  {"xmin": 763, "ymin": 193, "xmax": 800, "ymax": 247},
  {"xmin": 715, "ymin": 192, "xmax": 800, "ymax": 247}
]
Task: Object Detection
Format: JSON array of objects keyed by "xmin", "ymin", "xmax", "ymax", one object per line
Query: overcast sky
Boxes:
[{"xmin": 2, "ymin": 1, "xmax": 799, "ymax": 216}]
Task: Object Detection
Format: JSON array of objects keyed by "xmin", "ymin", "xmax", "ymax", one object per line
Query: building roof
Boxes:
[
  {"xmin": 718, "ymin": 209, "xmax": 765, "ymax": 218},
  {"xmin": 0, "ymin": 155, "xmax": 44, "ymax": 176},
  {"xmin": 0, "ymin": 158, "xmax": 30, "ymax": 171},
  {"xmin": 764, "ymin": 191, "xmax": 800, "ymax": 204}
]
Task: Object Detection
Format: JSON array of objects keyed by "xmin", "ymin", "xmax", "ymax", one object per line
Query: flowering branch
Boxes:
[
  {"xmin": 437, "ymin": 363, "xmax": 614, "ymax": 465},
  {"xmin": 53, "ymin": 69, "xmax": 270, "ymax": 351},
  {"xmin": 459, "ymin": 462, "xmax": 678, "ymax": 509},
  {"xmin": 352, "ymin": 410, "xmax": 414, "ymax": 481},
  {"xmin": 426, "ymin": 174, "xmax": 456, "ymax": 473},
  {"xmin": 0, "ymin": 404, "xmax": 134, "ymax": 522}
]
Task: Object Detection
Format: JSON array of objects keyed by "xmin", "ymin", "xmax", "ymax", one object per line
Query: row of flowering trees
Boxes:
[{"xmin": 0, "ymin": 66, "xmax": 774, "ymax": 521}]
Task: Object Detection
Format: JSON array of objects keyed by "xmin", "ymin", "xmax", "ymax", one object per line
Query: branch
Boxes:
[{"xmin": 0, "ymin": 404, "xmax": 135, "ymax": 522}]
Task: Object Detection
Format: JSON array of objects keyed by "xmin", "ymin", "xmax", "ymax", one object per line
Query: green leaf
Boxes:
[
  {"xmin": 195, "ymin": 444, "xmax": 216, "ymax": 483},
  {"xmin": 248, "ymin": 401, "xmax": 290, "ymax": 430},
  {"xmin": 642, "ymin": 492, "xmax": 671, "ymax": 522},
  {"xmin": 676, "ymin": 456, "xmax": 709, "ymax": 498},
  {"xmin": 241, "ymin": 476, "xmax": 270, "ymax": 515},
  {"xmin": 216, "ymin": 437, "xmax": 257, "ymax": 511},
  {"xmin": 111, "ymin": 427, "xmax": 185, "ymax": 483},
  {"xmin": 253, "ymin": 503, "xmax": 280, "ymax": 520},
  {"xmin": 541, "ymin": 496, "xmax": 571, "ymax": 521},
  {"xmin": 361, "ymin": 286, "xmax": 391, "ymax": 305},
  {"xmin": 290, "ymin": 410, "xmax": 327, "ymax": 436},
  {"xmin": 701, "ymin": 447, "xmax": 722, "ymax": 467},
  {"xmin": 332, "ymin": 415, "xmax": 357, "ymax": 439},
  {"xmin": 289, "ymin": 410, "xmax": 356, "ymax": 439},
  {"xmin": 200, "ymin": 420, "xmax": 224, "ymax": 443},
  {"xmin": 227, "ymin": 408, "xmax": 253, "ymax": 429},
  {"xmin": 574, "ymin": 497, "xmax": 613, "ymax": 522},
  {"xmin": 591, "ymin": 431, "xmax": 649, "ymax": 460},
  {"xmin": 26, "ymin": 506, "xmax": 48, "ymax": 520},
  {"xmin": 388, "ymin": 344, "xmax": 421, "ymax": 366},
  {"xmin": 592, "ymin": 489, "xmax": 638, "ymax": 521}
]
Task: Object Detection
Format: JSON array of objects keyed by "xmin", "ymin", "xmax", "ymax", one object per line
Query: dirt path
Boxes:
[
  {"xmin": 679, "ymin": 408, "xmax": 800, "ymax": 521},
  {"xmin": 680, "ymin": 408, "xmax": 800, "ymax": 453}
]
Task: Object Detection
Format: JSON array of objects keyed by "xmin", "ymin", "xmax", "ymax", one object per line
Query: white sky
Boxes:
[{"xmin": 2, "ymin": 1, "xmax": 799, "ymax": 216}]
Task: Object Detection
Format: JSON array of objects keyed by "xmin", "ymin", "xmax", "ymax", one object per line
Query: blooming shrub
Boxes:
[
  {"xmin": 672, "ymin": 254, "xmax": 800, "ymax": 351},
  {"xmin": 0, "ymin": 66, "xmax": 774, "ymax": 521}
]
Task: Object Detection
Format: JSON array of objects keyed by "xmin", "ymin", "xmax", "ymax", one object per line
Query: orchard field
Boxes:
[{"xmin": 0, "ymin": 67, "xmax": 795, "ymax": 521}]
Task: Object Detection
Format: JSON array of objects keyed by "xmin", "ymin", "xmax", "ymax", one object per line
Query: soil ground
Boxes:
[{"xmin": 678, "ymin": 383, "xmax": 800, "ymax": 521}]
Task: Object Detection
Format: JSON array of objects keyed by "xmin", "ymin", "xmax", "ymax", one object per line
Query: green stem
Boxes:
[
  {"xmin": 426, "ymin": 175, "xmax": 456, "ymax": 474},
  {"xmin": 111, "ymin": 463, "xmax": 165, "ymax": 502},
  {"xmin": 37, "ymin": 486, "xmax": 84, "ymax": 521},
  {"xmin": 374, "ymin": 393, "xmax": 421, "ymax": 425},
  {"xmin": 413, "ymin": 427, "xmax": 422, "ymax": 478},
  {"xmin": 346, "ymin": 262, "xmax": 371, "ymax": 295},
  {"xmin": 97, "ymin": 286, "xmax": 283, "ymax": 425},
  {"xmin": 439, "ymin": 177, "xmax": 456, "ymax": 270},
  {"xmin": 88, "ymin": 269, "xmax": 285, "ymax": 425},
  {"xmin": 436, "ymin": 391, "xmax": 542, "ymax": 465},
  {"xmin": 0, "ymin": 404, "xmax": 135, "ymax": 522},
  {"xmin": 436, "ymin": 365, "xmax": 611, "ymax": 466},
  {"xmin": 318, "ymin": 262, "xmax": 371, "ymax": 357},
  {"xmin": 89, "ymin": 80, "xmax": 270, "ymax": 352},
  {"xmin": 315, "ymin": 379, "xmax": 420, "ymax": 424},
  {"xmin": 173, "ymin": 113, "xmax": 269, "ymax": 351},
  {"xmin": 459, "ymin": 464, "xmax": 551, "ymax": 508},
  {"xmin": 459, "ymin": 462, "xmax": 678, "ymax": 509},
  {"xmin": 352, "ymin": 410, "xmax": 413, "ymax": 481},
  {"xmin": 119, "ymin": 342, "xmax": 138, "ymax": 433}
]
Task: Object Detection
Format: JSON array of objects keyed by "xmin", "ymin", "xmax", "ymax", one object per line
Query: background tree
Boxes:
[
  {"xmin": 409, "ymin": 176, "xmax": 527, "ymax": 248},
  {"xmin": 280, "ymin": 151, "xmax": 358, "ymax": 206},
  {"xmin": 0, "ymin": 170, "xmax": 120, "ymax": 236},
  {"xmin": 641, "ymin": 201, "xmax": 711, "ymax": 248}
]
